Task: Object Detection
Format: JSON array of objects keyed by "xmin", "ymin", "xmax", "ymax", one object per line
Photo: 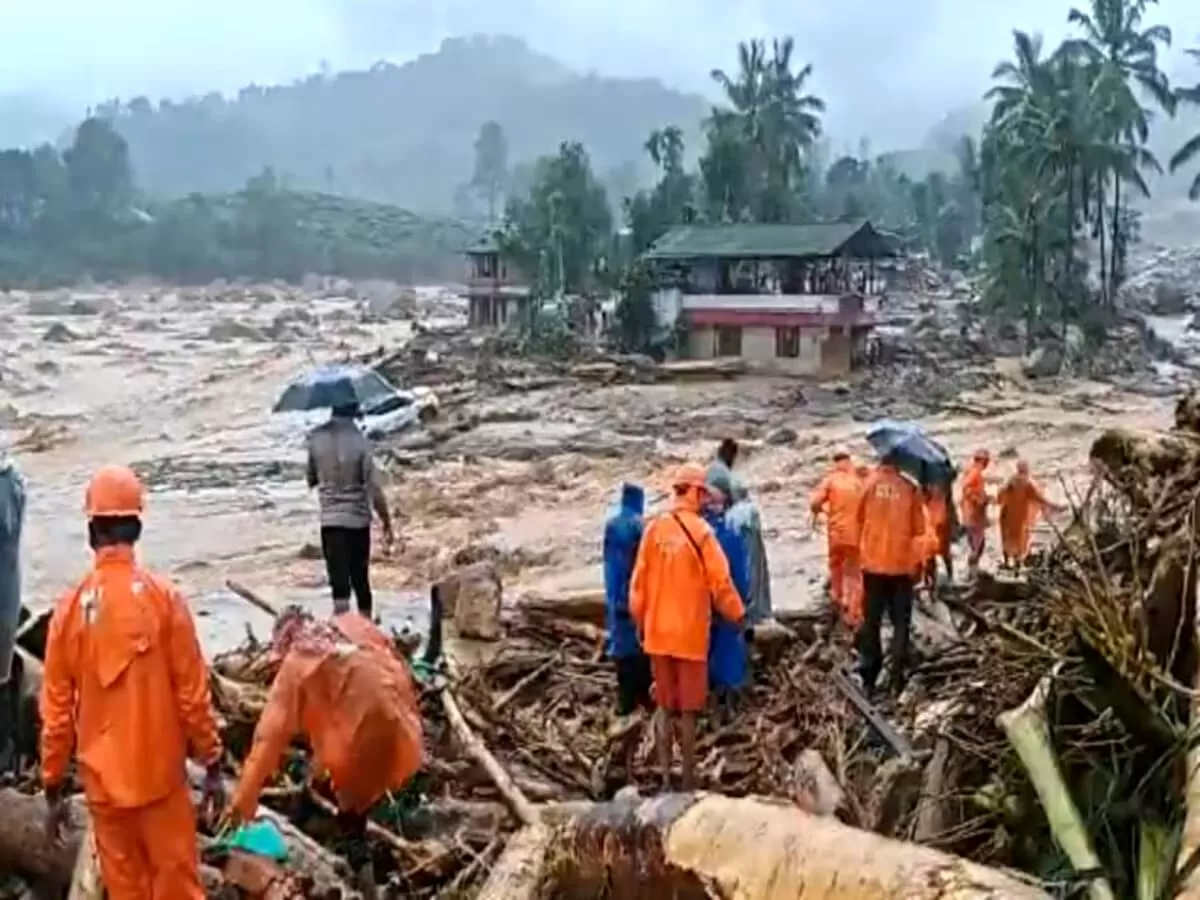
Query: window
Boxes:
[
  {"xmin": 477, "ymin": 254, "xmax": 497, "ymax": 278},
  {"xmin": 714, "ymin": 325, "xmax": 742, "ymax": 357},
  {"xmin": 775, "ymin": 326, "xmax": 801, "ymax": 358}
]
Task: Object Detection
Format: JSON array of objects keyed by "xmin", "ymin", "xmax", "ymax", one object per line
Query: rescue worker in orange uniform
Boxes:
[
  {"xmin": 856, "ymin": 454, "xmax": 927, "ymax": 697},
  {"xmin": 998, "ymin": 460, "xmax": 1064, "ymax": 573},
  {"xmin": 921, "ymin": 482, "xmax": 953, "ymax": 591},
  {"xmin": 810, "ymin": 451, "xmax": 866, "ymax": 628},
  {"xmin": 225, "ymin": 605, "xmax": 423, "ymax": 899},
  {"xmin": 960, "ymin": 450, "xmax": 992, "ymax": 576},
  {"xmin": 41, "ymin": 465, "xmax": 225, "ymax": 900},
  {"xmin": 630, "ymin": 463, "xmax": 744, "ymax": 791}
]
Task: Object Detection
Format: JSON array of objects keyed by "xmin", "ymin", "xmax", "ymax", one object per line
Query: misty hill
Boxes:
[{"xmin": 96, "ymin": 35, "xmax": 711, "ymax": 214}]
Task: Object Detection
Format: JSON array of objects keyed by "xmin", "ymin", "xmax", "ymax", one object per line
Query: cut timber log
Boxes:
[
  {"xmin": 476, "ymin": 793, "xmax": 1053, "ymax": 900},
  {"xmin": 1090, "ymin": 427, "xmax": 1200, "ymax": 481},
  {"xmin": 999, "ymin": 672, "xmax": 1115, "ymax": 900},
  {"xmin": 517, "ymin": 589, "xmax": 606, "ymax": 626}
]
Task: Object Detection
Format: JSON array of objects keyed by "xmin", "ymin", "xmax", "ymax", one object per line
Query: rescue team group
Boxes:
[
  {"xmin": 0, "ymin": 432, "xmax": 1057, "ymax": 899},
  {"xmin": 603, "ymin": 439, "xmax": 1063, "ymax": 799}
]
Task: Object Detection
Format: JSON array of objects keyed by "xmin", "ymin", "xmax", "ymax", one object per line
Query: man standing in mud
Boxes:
[{"xmin": 307, "ymin": 402, "xmax": 395, "ymax": 619}]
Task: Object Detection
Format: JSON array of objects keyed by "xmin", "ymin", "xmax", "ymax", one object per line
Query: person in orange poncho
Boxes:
[
  {"xmin": 810, "ymin": 451, "xmax": 866, "ymax": 628},
  {"xmin": 226, "ymin": 606, "xmax": 424, "ymax": 898},
  {"xmin": 920, "ymin": 482, "xmax": 953, "ymax": 591},
  {"xmin": 630, "ymin": 462, "xmax": 744, "ymax": 790},
  {"xmin": 959, "ymin": 450, "xmax": 992, "ymax": 576},
  {"xmin": 998, "ymin": 460, "xmax": 1064, "ymax": 573},
  {"xmin": 856, "ymin": 455, "xmax": 927, "ymax": 697},
  {"xmin": 40, "ymin": 465, "xmax": 225, "ymax": 900}
]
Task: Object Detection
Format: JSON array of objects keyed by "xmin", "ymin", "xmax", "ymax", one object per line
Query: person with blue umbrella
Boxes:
[
  {"xmin": 277, "ymin": 364, "xmax": 398, "ymax": 618},
  {"xmin": 306, "ymin": 401, "xmax": 395, "ymax": 619}
]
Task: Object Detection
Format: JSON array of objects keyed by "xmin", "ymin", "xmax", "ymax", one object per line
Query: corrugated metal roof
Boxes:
[{"xmin": 644, "ymin": 220, "xmax": 891, "ymax": 260}]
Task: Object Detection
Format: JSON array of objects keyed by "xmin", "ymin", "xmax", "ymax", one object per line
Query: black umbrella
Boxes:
[{"xmin": 272, "ymin": 364, "xmax": 395, "ymax": 414}]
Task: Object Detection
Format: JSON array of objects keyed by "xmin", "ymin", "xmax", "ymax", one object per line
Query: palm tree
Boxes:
[
  {"xmin": 1169, "ymin": 49, "xmax": 1200, "ymax": 200},
  {"xmin": 1062, "ymin": 0, "xmax": 1174, "ymax": 292},
  {"xmin": 710, "ymin": 38, "xmax": 824, "ymax": 222}
]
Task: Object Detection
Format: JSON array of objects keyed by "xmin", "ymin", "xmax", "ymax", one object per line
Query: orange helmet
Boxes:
[
  {"xmin": 672, "ymin": 462, "xmax": 709, "ymax": 493},
  {"xmin": 85, "ymin": 465, "xmax": 145, "ymax": 519},
  {"xmin": 973, "ymin": 449, "xmax": 991, "ymax": 463}
]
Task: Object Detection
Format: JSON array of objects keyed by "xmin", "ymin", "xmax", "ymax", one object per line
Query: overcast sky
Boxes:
[{"xmin": 4, "ymin": 0, "xmax": 1199, "ymax": 148}]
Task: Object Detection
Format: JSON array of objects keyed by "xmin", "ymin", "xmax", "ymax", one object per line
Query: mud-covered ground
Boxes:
[{"xmin": 0, "ymin": 283, "xmax": 1174, "ymax": 651}]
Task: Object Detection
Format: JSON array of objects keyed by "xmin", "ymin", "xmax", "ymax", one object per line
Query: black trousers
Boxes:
[
  {"xmin": 320, "ymin": 526, "xmax": 373, "ymax": 617},
  {"xmin": 856, "ymin": 572, "xmax": 915, "ymax": 694}
]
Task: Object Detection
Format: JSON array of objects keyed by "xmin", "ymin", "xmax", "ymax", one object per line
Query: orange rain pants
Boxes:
[
  {"xmin": 90, "ymin": 788, "xmax": 206, "ymax": 900},
  {"xmin": 828, "ymin": 544, "xmax": 863, "ymax": 627},
  {"xmin": 810, "ymin": 460, "xmax": 865, "ymax": 627}
]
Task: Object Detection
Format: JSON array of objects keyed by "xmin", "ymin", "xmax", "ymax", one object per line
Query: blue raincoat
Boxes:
[
  {"xmin": 705, "ymin": 509, "xmax": 750, "ymax": 691},
  {"xmin": 0, "ymin": 460, "xmax": 25, "ymax": 683},
  {"xmin": 603, "ymin": 484, "xmax": 645, "ymax": 659}
]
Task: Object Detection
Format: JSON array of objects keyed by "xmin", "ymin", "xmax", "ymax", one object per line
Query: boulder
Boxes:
[
  {"xmin": 1021, "ymin": 344, "xmax": 1063, "ymax": 379},
  {"xmin": 437, "ymin": 561, "xmax": 503, "ymax": 641},
  {"xmin": 1152, "ymin": 282, "xmax": 1190, "ymax": 316}
]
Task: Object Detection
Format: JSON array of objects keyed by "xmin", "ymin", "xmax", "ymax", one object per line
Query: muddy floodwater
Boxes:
[{"xmin": 0, "ymin": 285, "xmax": 1174, "ymax": 652}]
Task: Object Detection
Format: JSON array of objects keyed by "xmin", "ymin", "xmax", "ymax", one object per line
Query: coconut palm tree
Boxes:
[
  {"xmin": 710, "ymin": 38, "xmax": 825, "ymax": 222},
  {"xmin": 1061, "ymin": 0, "xmax": 1174, "ymax": 291},
  {"xmin": 1169, "ymin": 49, "xmax": 1200, "ymax": 200}
]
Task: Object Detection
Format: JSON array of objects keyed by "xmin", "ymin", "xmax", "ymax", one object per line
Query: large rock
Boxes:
[
  {"xmin": 1152, "ymin": 282, "xmax": 1190, "ymax": 316},
  {"xmin": 1021, "ymin": 344, "xmax": 1063, "ymax": 378},
  {"xmin": 437, "ymin": 561, "xmax": 503, "ymax": 641}
]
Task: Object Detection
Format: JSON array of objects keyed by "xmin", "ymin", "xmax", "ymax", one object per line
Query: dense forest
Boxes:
[
  {"xmin": 51, "ymin": 36, "xmax": 713, "ymax": 217},
  {"xmin": 0, "ymin": 119, "xmax": 473, "ymax": 285}
]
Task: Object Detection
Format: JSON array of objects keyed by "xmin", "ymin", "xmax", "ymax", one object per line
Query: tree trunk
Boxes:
[
  {"xmin": 0, "ymin": 789, "xmax": 86, "ymax": 892},
  {"xmin": 1109, "ymin": 177, "xmax": 1122, "ymax": 298},
  {"xmin": 476, "ymin": 793, "xmax": 1054, "ymax": 900},
  {"xmin": 1097, "ymin": 182, "xmax": 1108, "ymax": 309}
]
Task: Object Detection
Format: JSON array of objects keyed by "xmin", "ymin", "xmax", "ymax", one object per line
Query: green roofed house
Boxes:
[
  {"xmin": 465, "ymin": 235, "xmax": 533, "ymax": 328},
  {"xmin": 643, "ymin": 220, "xmax": 897, "ymax": 376}
]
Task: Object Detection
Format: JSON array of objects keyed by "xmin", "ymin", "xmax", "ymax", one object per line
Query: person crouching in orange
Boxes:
[
  {"xmin": 40, "ymin": 465, "xmax": 225, "ymax": 900},
  {"xmin": 631, "ymin": 463, "xmax": 743, "ymax": 791},
  {"xmin": 959, "ymin": 450, "xmax": 992, "ymax": 576},
  {"xmin": 810, "ymin": 451, "xmax": 866, "ymax": 628},
  {"xmin": 225, "ymin": 605, "xmax": 424, "ymax": 899},
  {"xmin": 998, "ymin": 460, "xmax": 1065, "ymax": 573}
]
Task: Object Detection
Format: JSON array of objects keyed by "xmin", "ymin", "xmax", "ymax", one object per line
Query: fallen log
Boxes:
[
  {"xmin": 476, "ymin": 792, "xmax": 1054, "ymax": 899},
  {"xmin": 999, "ymin": 672, "xmax": 1115, "ymax": 900},
  {"xmin": 440, "ymin": 688, "xmax": 540, "ymax": 827},
  {"xmin": 0, "ymin": 789, "xmax": 85, "ymax": 892}
]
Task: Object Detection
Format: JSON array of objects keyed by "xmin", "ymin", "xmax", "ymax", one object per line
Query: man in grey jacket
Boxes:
[
  {"xmin": 0, "ymin": 449, "xmax": 25, "ymax": 773},
  {"xmin": 307, "ymin": 404, "xmax": 395, "ymax": 618}
]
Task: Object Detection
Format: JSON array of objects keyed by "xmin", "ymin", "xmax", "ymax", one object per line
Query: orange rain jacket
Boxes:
[
  {"xmin": 40, "ymin": 545, "xmax": 222, "ymax": 807},
  {"xmin": 230, "ymin": 613, "xmax": 424, "ymax": 819},
  {"xmin": 809, "ymin": 459, "xmax": 865, "ymax": 549},
  {"xmin": 857, "ymin": 465, "xmax": 928, "ymax": 577},
  {"xmin": 630, "ymin": 495, "xmax": 744, "ymax": 662},
  {"xmin": 998, "ymin": 474, "xmax": 1051, "ymax": 559},
  {"xmin": 922, "ymin": 490, "xmax": 950, "ymax": 563},
  {"xmin": 959, "ymin": 462, "xmax": 990, "ymax": 532}
]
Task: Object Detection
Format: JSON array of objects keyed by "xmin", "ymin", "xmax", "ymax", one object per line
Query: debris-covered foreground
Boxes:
[{"xmin": 4, "ymin": 391, "xmax": 1200, "ymax": 897}]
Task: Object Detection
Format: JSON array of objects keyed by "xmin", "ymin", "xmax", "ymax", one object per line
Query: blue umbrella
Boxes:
[
  {"xmin": 865, "ymin": 419, "xmax": 955, "ymax": 487},
  {"xmin": 272, "ymin": 364, "xmax": 396, "ymax": 414}
]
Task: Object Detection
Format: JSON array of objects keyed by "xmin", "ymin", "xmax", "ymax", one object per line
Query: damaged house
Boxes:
[{"xmin": 644, "ymin": 220, "xmax": 896, "ymax": 376}]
